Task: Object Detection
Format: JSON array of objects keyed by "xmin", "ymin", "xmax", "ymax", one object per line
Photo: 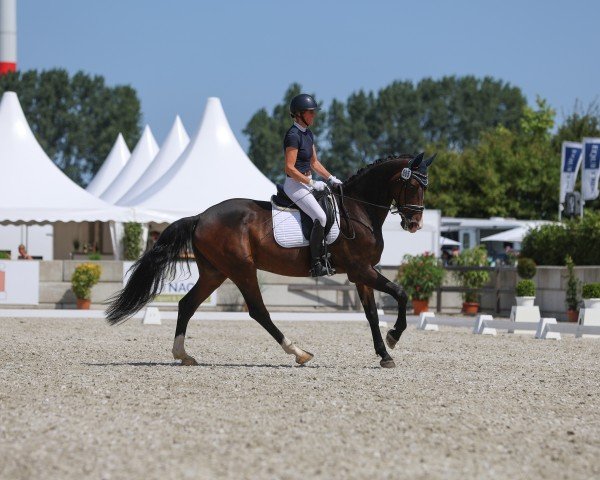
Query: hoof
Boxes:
[
  {"xmin": 380, "ymin": 357, "xmax": 396, "ymax": 368},
  {"xmin": 180, "ymin": 356, "xmax": 198, "ymax": 366},
  {"xmin": 296, "ymin": 351, "xmax": 314, "ymax": 365},
  {"xmin": 386, "ymin": 330, "xmax": 399, "ymax": 350}
]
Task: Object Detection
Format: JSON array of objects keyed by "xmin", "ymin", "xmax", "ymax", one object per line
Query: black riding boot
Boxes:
[{"xmin": 309, "ymin": 220, "xmax": 328, "ymax": 277}]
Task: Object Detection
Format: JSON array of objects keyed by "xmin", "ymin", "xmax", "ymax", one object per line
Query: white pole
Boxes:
[{"xmin": 0, "ymin": 0, "xmax": 17, "ymax": 75}]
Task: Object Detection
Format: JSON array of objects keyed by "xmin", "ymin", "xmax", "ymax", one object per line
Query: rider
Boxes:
[{"xmin": 283, "ymin": 93, "xmax": 343, "ymax": 277}]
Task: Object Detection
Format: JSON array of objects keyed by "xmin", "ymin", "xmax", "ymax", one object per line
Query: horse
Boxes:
[{"xmin": 106, "ymin": 152, "xmax": 434, "ymax": 368}]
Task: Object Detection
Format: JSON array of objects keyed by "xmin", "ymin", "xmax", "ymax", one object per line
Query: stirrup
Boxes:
[
  {"xmin": 322, "ymin": 252, "xmax": 336, "ymax": 276},
  {"xmin": 310, "ymin": 261, "xmax": 329, "ymax": 277}
]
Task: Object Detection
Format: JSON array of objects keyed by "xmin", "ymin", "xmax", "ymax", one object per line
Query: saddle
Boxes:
[{"xmin": 271, "ymin": 185, "xmax": 337, "ymax": 241}]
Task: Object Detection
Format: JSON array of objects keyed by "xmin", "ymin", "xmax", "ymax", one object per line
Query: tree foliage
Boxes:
[
  {"xmin": 245, "ymin": 76, "xmax": 527, "ymax": 184},
  {"xmin": 0, "ymin": 69, "xmax": 141, "ymax": 186}
]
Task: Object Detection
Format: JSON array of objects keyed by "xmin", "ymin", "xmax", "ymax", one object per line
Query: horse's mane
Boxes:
[{"xmin": 343, "ymin": 153, "xmax": 414, "ymax": 186}]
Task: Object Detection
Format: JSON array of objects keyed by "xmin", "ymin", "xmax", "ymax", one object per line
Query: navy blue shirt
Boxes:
[{"xmin": 284, "ymin": 124, "xmax": 314, "ymax": 174}]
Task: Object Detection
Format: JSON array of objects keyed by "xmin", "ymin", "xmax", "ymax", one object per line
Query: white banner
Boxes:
[
  {"xmin": 123, "ymin": 261, "xmax": 217, "ymax": 307},
  {"xmin": 559, "ymin": 142, "xmax": 582, "ymax": 203},
  {"xmin": 582, "ymin": 138, "xmax": 600, "ymax": 201},
  {"xmin": 0, "ymin": 261, "xmax": 39, "ymax": 305}
]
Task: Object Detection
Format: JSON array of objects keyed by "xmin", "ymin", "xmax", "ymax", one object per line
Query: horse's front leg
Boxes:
[
  {"xmin": 349, "ymin": 267, "xmax": 408, "ymax": 351},
  {"xmin": 355, "ymin": 283, "xmax": 395, "ymax": 368}
]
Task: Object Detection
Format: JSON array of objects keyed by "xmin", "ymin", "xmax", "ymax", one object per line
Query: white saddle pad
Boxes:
[{"xmin": 271, "ymin": 201, "xmax": 340, "ymax": 248}]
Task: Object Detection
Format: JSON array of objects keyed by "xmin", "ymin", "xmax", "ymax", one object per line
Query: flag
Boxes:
[
  {"xmin": 582, "ymin": 138, "xmax": 600, "ymax": 201},
  {"xmin": 559, "ymin": 142, "xmax": 582, "ymax": 203}
]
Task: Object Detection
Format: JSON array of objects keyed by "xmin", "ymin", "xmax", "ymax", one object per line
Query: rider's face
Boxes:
[{"xmin": 298, "ymin": 110, "xmax": 316, "ymax": 127}]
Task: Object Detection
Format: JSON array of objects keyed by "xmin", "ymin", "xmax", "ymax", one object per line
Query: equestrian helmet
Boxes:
[{"xmin": 290, "ymin": 94, "xmax": 319, "ymax": 117}]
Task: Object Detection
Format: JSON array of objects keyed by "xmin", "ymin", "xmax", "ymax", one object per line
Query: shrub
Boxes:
[
  {"xmin": 516, "ymin": 279, "xmax": 536, "ymax": 297},
  {"xmin": 565, "ymin": 255, "xmax": 580, "ymax": 311},
  {"xmin": 453, "ymin": 246, "xmax": 490, "ymax": 303},
  {"xmin": 88, "ymin": 252, "xmax": 101, "ymax": 260},
  {"xmin": 71, "ymin": 263, "xmax": 102, "ymax": 300},
  {"xmin": 521, "ymin": 211, "xmax": 600, "ymax": 265},
  {"xmin": 123, "ymin": 222, "xmax": 143, "ymax": 260},
  {"xmin": 516, "ymin": 257, "xmax": 536, "ymax": 279},
  {"xmin": 397, "ymin": 253, "xmax": 445, "ymax": 301},
  {"xmin": 582, "ymin": 283, "xmax": 600, "ymax": 299},
  {"xmin": 521, "ymin": 224, "xmax": 569, "ymax": 265}
]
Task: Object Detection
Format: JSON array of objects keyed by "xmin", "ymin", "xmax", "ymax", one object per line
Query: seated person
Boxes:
[{"xmin": 18, "ymin": 244, "xmax": 33, "ymax": 260}]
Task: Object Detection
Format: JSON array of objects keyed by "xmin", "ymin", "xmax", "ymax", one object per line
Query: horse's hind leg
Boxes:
[
  {"xmin": 233, "ymin": 270, "xmax": 313, "ymax": 365},
  {"xmin": 172, "ymin": 261, "xmax": 226, "ymax": 366}
]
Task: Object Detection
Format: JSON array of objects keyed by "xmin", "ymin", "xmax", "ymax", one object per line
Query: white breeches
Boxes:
[{"xmin": 283, "ymin": 176, "xmax": 327, "ymax": 227}]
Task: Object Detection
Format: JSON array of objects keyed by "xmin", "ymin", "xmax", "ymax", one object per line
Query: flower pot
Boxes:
[
  {"xmin": 462, "ymin": 302, "xmax": 479, "ymax": 315},
  {"xmin": 76, "ymin": 298, "xmax": 91, "ymax": 310},
  {"xmin": 583, "ymin": 298, "xmax": 600, "ymax": 309},
  {"xmin": 412, "ymin": 299, "xmax": 429, "ymax": 315},
  {"xmin": 515, "ymin": 296, "xmax": 535, "ymax": 307},
  {"xmin": 566, "ymin": 309, "xmax": 579, "ymax": 322}
]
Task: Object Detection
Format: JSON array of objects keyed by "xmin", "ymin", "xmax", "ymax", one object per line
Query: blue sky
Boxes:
[{"xmin": 16, "ymin": 0, "xmax": 600, "ymax": 149}]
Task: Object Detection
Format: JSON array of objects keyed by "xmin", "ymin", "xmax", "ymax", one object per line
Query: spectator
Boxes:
[
  {"xmin": 18, "ymin": 244, "xmax": 32, "ymax": 260},
  {"xmin": 146, "ymin": 230, "xmax": 161, "ymax": 252}
]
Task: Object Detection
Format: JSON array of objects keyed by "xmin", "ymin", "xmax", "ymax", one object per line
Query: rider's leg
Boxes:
[
  {"xmin": 283, "ymin": 177, "xmax": 329, "ymax": 276},
  {"xmin": 309, "ymin": 219, "xmax": 328, "ymax": 277}
]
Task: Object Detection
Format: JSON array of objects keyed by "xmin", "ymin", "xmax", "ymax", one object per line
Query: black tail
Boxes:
[{"xmin": 105, "ymin": 215, "xmax": 198, "ymax": 325}]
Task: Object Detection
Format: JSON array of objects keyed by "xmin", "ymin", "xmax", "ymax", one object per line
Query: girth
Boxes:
[{"xmin": 271, "ymin": 185, "xmax": 337, "ymax": 241}]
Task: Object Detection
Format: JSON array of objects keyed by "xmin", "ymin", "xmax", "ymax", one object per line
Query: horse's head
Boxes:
[{"xmin": 391, "ymin": 152, "xmax": 435, "ymax": 233}]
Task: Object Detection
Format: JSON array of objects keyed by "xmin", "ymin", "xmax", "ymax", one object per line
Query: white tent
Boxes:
[
  {"xmin": 127, "ymin": 97, "xmax": 275, "ymax": 216},
  {"xmin": 117, "ymin": 116, "xmax": 189, "ymax": 206},
  {"xmin": 480, "ymin": 226, "xmax": 532, "ymax": 243},
  {"xmin": 100, "ymin": 125, "xmax": 159, "ymax": 204},
  {"xmin": 0, "ymin": 91, "xmax": 139, "ymax": 223},
  {"xmin": 86, "ymin": 133, "xmax": 131, "ymax": 197}
]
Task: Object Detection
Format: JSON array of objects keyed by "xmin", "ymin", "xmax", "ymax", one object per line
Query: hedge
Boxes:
[{"xmin": 521, "ymin": 211, "xmax": 600, "ymax": 265}]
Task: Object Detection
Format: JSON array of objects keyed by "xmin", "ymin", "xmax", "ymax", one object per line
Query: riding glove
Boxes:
[
  {"xmin": 328, "ymin": 175, "xmax": 343, "ymax": 185},
  {"xmin": 310, "ymin": 180, "xmax": 327, "ymax": 191}
]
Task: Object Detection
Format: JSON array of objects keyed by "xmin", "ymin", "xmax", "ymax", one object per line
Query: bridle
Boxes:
[
  {"xmin": 333, "ymin": 166, "xmax": 427, "ymax": 237},
  {"xmin": 392, "ymin": 167, "xmax": 426, "ymax": 227}
]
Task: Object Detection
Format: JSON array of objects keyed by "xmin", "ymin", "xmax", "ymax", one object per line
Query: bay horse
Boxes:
[{"xmin": 106, "ymin": 152, "xmax": 434, "ymax": 368}]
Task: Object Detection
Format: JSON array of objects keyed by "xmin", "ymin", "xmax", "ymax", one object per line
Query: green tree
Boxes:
[
  {"xmin": 427, "ymin": 98, "xmax": 558, "ymax": 219},
  {"xmin": 552, "ymin": 100, "xmax": 600, "ymax": 152},
  {"xmin": 323, "ymin": 75, "xmax": 526, "ymax": 169},
  {"xmin": 0, "ymin": 69, "xmax": 141, "ymax": 186}
]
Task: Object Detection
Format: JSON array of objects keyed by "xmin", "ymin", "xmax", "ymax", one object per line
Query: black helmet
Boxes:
[{"xmin": 290, "ymin": 94, "xmax": 319, "ymax": 117}]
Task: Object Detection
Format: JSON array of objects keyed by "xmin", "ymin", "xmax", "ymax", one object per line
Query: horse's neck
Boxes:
[{"xmin": 344, "ymin": 161, "xmax": 399, "ymax": 229}]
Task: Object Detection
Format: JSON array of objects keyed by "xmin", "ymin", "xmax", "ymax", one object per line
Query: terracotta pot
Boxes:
[
  {"xmin": 412, "ymin": 299, "xmax": 429, "ymax": 315},
  {"xmin": 566, "ymin": 309, "xmax": 579, "ymax": 322},
  {"xmin": 462, "ymin": 302, "xmax": 479, "ymax": 315},
  {"xmin": 76, "ymin": 298, "xmax": 91, "ymax": 310}
]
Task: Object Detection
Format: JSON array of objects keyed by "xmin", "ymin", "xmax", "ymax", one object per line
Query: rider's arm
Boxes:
[
  {"xmin": 310, "ymin": 145, "xmax": 333, "ymax": 180},
  {"xmin": 285, "ymin": 147, "xmax": 311, "ymax": 185}
]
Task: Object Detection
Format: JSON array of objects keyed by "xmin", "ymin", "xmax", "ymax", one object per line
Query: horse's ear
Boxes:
[
  {"xmin": 409, "ymin": 152, "xmax": 424, "ymax": 169},
  {"xmin": 425, "ymin": 153, "xmax": 437, "ymax": 167}
]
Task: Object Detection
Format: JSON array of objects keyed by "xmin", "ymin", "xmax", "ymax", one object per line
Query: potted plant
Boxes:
[
  {"xmin": 397, "ymin": 253, "xmax": 444, "ymax": 314},
  {"xmin": 454, "ymin": 245, "xmax": 490, "ymax": 315},
  {"xmin": 582, "ymin": 283, "xmax": 600, "ymax": 309},
  {"xmin": 515, "ymin": 257, "xmax": 537, "ymax": 306},
  {"xmin": 565, "ymin": 255, "xmax": 580, "ymax": 322},
  {"xmin": 515, "ymin": 279, "xmax": 536, "ymax": 306},
  {"xmin": 71, "ymin": 263, "xmax": 102, "ymax": 309}
]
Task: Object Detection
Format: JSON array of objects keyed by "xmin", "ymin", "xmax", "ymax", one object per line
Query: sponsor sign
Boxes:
[
  {"xmin": 123, "ymin": 261, "xmax": 217, "ymax": 306},
  {"xmin": 582, "ymin": 138, "xmax": 600, "ymax": 200},
  {"xmin": 559, "ymin": 142, "xmax": 582, "ymax": 203}
]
